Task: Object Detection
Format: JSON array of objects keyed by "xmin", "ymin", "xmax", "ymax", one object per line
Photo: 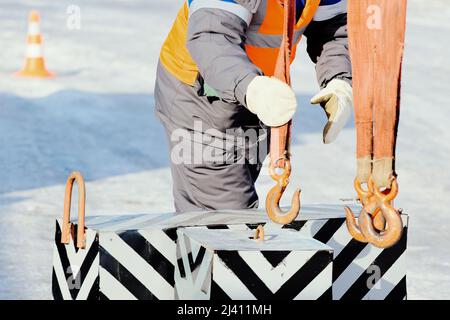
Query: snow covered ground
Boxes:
[{"xmin": 0, "ymin": 0, "xmax": 449, "ymax": 299}]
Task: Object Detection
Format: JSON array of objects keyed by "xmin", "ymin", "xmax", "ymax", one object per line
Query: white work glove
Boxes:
[
  {"xmin": 310, "ymin": 79, "xmax": 353, "ymax": 144},
  {"xmin": 246, "ymin": 76, "xmax": 297, "ymax": 127}
]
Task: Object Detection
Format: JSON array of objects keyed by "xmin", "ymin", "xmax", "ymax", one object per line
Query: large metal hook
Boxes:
[
  {"xmin": 354, "ymin": 178, "xmax": 386, "ymax": 231},
  {"xmin": 358, "ymin": 177, "xmax": 403, "ymax": 248},
  {"xmin": 345, "ymin": 176, "xmax": 393, "ymax": 243},
  {"xmin": 344, "ymin": 204, "xmax": 368, "ymax": 243},
  {"xmin": 345, "ymin": 178, "xmax": 378, "ymax": 243},
  {"xmin": 265, "ymin": 159, "xmax": 301, "ymax": 225}
]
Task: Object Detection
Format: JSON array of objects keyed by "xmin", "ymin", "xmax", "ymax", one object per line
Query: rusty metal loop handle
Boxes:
[
  {"xmin": 61, "ymin": 171, "xmax": 86, "ymax": 249},
  {"xmin": 254, "ymin": 225, "xmax": 265, "ymax": 241}
]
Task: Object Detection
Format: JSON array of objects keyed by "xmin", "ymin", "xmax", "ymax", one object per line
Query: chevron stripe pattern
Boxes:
[
  {"xmin": 205, "ymin": 219, "xmax": 408, "ymax": 300},
  {"xmin": 52, "ymin": 219, "xmax": 100, "ymax": 300},
  {"xmin": 211, "ymin": 250, "xmax": 332, "ymax": 300},
  {"xmin": 98, "ymin": 229, "xmax": 176, "ymax": 300},
  {"xmin": 175, "ymin": 228, "xmax": 333, "ymax": 300},
  {"xmin": 52, "ymin": 207, "xmax": 408, "ymax": 300},
  {"xmin": 284, "ymin": 217, "xmax": 408, "ymax": 300}
]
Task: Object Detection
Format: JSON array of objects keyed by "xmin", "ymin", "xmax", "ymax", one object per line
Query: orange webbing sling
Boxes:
[
  {"xmin": 271, "ymin": 0, "xmax": 296, "ymax": 163},
  {"xmin": 265, "ymin": 0, "xmax": 301, "ymax": 225},
  {"xmin": 345, "ymin": 0, "xmax": 407, "ymax": 248}
]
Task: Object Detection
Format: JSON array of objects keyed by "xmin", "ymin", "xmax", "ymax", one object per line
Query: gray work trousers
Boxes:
[{"xmin": 154, "ymin": 62, "xmax": 269, "ymax": 213}]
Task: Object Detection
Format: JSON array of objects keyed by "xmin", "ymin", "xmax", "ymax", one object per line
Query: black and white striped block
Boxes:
[
  {"xmin": 175, "ymin": 228, "xmax": 333, "ymax": 300},
  {"xmin": 52, "ymin": 205, "xmax": 408, "ymax": 300},
  {"xmin": 52, "ymin": 211, "xmax": 267, "ymax": 300},
  {"xmin": 283, "ymin": 208, "xmax": 408, "ymax": 300}
]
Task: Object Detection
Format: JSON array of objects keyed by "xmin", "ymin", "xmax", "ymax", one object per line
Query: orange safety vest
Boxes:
[{"xmin": 159, "ymin": 0, "xmax": 320, "ymax": 85}]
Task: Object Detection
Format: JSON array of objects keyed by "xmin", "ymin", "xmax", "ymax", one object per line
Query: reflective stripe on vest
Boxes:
[{"xmin": 159, "ymin": 0, "xmax": 320, "ymax": 85}]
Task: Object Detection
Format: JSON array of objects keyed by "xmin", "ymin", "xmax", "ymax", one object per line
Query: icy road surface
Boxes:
[{"xmin": 0, "ymin": 0, "xmax": 449, "ymax": 299}]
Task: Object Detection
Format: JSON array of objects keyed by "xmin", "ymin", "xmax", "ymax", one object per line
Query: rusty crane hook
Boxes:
[
  {"xmin": 345, "ymin": 176, "xmax": 391, "ymax": 243},
  {"xmin": 344, "ymin": 183, "xmax": 368, "ymax": 242},
  {"xmin": 265, "ymin": 159, "xmax": 301, "ymax": 225},
  {"xmin": 358, "ymin": 177, "xmax": 403, "ymax": 248},
  {"xmin": 354, "ymin": 178, "xmax": 386, "ymax": 231},
  {"xmin": 345, "ymin": 178, "xmax": 377, "ymax": 243}
]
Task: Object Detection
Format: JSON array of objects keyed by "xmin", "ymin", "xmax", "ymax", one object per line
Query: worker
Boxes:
[{"xmin": 155, "ymin": 0, "xmax": 353, "ymax": 213}]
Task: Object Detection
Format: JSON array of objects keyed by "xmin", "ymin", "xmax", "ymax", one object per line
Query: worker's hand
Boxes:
[
  {"xmin": 311, "ymin": 79, "xmax": 353, "ymax": 144},
  {"xmin": 246, "ymin": 76, "xmax": 297, "ymax": 127}
]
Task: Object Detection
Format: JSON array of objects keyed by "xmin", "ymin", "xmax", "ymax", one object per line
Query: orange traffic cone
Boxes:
[{"xmin": 14, "ymin": 11, "xmax": 54, "ymax": 78}]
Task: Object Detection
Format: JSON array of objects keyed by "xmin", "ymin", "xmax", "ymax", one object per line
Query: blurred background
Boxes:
[{"xmin": 0, "ymin": 0, "xmax": 449, "ymax": 299}]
